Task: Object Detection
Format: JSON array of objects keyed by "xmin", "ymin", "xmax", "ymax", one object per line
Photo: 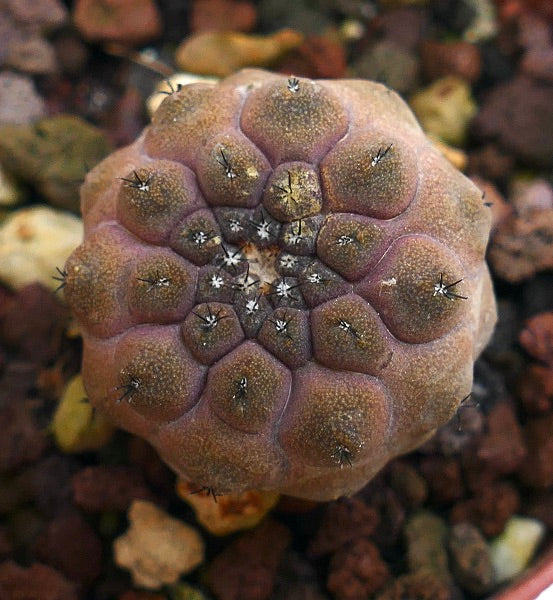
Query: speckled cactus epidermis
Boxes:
[{"xmin": 62, "ymin": 69, "xmax": 497, "ymax": 501}]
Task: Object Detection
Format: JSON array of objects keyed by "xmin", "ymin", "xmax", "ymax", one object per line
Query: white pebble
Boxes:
[
  {"xmin": 490, "ymin": 516, "xmax": 546, "ymax": 584},
  {"xmin": 0, "ymin": 205, "xmax": 82, "ymax": 290}
]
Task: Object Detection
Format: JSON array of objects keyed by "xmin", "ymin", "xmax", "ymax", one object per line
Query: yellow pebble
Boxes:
[{"xmin": 52, "ymin": 374, "xmax": 114, "ymax": 452}]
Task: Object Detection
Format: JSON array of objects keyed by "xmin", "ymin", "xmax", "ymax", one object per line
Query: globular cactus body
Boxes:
[{"xmin": 64, "ymin": 69, "xmax": 496, "ymax": 501}]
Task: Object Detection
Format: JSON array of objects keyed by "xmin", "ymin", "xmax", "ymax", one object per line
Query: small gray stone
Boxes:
[{"xmin": 0, "ymin": 71, "xmax": 45, "ymax": 125}]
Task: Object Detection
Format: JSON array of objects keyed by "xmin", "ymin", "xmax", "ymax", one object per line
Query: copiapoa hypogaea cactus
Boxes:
[{"xmin": 61, "ymin": 69, "xmax": 497, "ymax": 501}]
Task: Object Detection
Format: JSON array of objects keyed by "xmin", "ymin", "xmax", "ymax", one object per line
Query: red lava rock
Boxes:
[
  {"xmin": 377, "ymin": 7, "xmax": 428, "ymax": 52},
  {"xmin": 450, "ymin": 481, "xmax": 520, "ymax": 537},
  {"xmin": 52, "ymin": 32, "xmax": 90, "ymax": 76},
  {"xmin": 0, "ymin": 561, "xmax": 78, "ymax": 600},
  {"xmin": 375, "ymin": 569, "xmax": 452, "ymax": 600},
  {"xmin": 519, "ymin": 363, "xmax": 553, "ymax": 413},
  {"xmin": 419, "ymin": 456, "xmax": 464, "ymax": 505},
  {"xmin": 519, "ymin": 413, "xmax": 553, "ymax": 488},
  {"xmin": 118, "ymin": 592, "xmax": 165, "ymax": 600},
  {"xmin": 73, "ymin": 0, "xmax": 162, "ymax": 46},
  {"xmin": 366, "ymin": 486, "xmax": 406, "ymax": 548},
  {"xmin": 21, "ymin": 455, "xmax": 78, "ymax": 518},
  {"xmin": 352, "ymin": 39, "xmax": 420, "ymax": 95},
  {"xmin": 33, "ymin": 512, "xmax": 102, "ymax": 585},
  {"xmin": 8, "ymin": 507, "xmax": 46, "ymax": 552},
  {"xmin": 0, "ymin": 400, "xmax": 47, "ymax": 474},
  {"xmin": 190, "ymin": 0, "xmax": 257, "ymax": 33},
  {"xmin": 274, "ymin": 495, "xmax": 319, "ymax": 514},
  {"xmin": 0, "ymin": 528, "xmax": 13, "ymax": 560},
  {"xmin": 308, "ymin": 497, "xmax": 379, "ymax": 557},
  {"xmin": 421, "ymin": 39, "xmax": 482, "ymax": 83},
  {"xmin": 512, "ymin": 178, "xmax": 553, "ymax": 214},
  {"xmin": 276, "ymin": 35, "xmax": 347, "ymax": 79},
  {"xmin": 208, "ymin": 519, "xmax": 291, "ymax": 600},
  {"xmin": 519, "ymin": 312, "xmax": 553, "ymax": 366},
  {"xmin": 327, "ymin": 537, "xmax": 390, "ymax": 600},
  {"xmin": 475, "ymin": 403, "xmax": 527, "ymax": 475},
  {"xmin": 0, "ymin": 283, "xmax": 68, "ymax": 365},
  {"xmin": 72, "ymin": 465, "xmax": 154, "ymax": 513},
  {"xmin": 517, "ymin": 12, "xmax": 552, "ymax": 51},
  {"xmin": 470, "ymin": 176, "xmax": 512, "ymax": 232},
  {"xmin": 127, "ymin": 437, "xmax": 175, "ymax": 495},
  {"xmin": 527, "ymin": 491, "xmax": 553, "ymax": 530},
  {"xmin": 488, "ymin": 200, "xmax": 553, "ymax": 284},
  {"xmin": 472, "ymin": 75, "xmax": 553, "ymax": 168}
]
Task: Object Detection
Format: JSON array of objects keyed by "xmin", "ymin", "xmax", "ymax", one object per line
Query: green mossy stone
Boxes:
[{"xmin": 0, "ymin": 115, "xmax": 111, "ymax": 212}]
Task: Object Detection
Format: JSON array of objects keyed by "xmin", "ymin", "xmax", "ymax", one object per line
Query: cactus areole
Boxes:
[{"xmin": 63, "ymin": 69, "xmax": 496, "ymax": 501}]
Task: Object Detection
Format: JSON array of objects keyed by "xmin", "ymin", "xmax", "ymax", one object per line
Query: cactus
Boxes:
[{"xmin": 62, "ymin": 69, "xmax": 496, "ymax": 501}]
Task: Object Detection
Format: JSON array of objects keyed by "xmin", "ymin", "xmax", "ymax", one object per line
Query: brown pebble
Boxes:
[
  {"xmin": 389, "ymin": 460, "xmax": 428, "ymax": 508},
  {"xmin": 33, "ymin": 512, "xmax": 102, "ymax": 585},
  {"xmin": 190, "ymin": 0, "xmax": 257, "ymax": 33},
  {"xmin": 375, "ymin": 569, "xmax": 452, "ymax": 600},
  {"xmin": 0, "ymin": 561, "xmax": 78, "ymax": 600},
  {"xmin": 73, "ymin": 465, "xmax": 153, "ymax": 513},
  {"xmin": 421, "ymin": 39, "xmax": 482, "ymax": 83},
  {"xmin": 448, "ymin": 522, "xmax": 494, "ymax": 595}
]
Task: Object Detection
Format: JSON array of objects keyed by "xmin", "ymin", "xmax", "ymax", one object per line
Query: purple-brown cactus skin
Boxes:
[{"xmin": 63, "ymin": 69, "xmax": 497, "ymax": 501}]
